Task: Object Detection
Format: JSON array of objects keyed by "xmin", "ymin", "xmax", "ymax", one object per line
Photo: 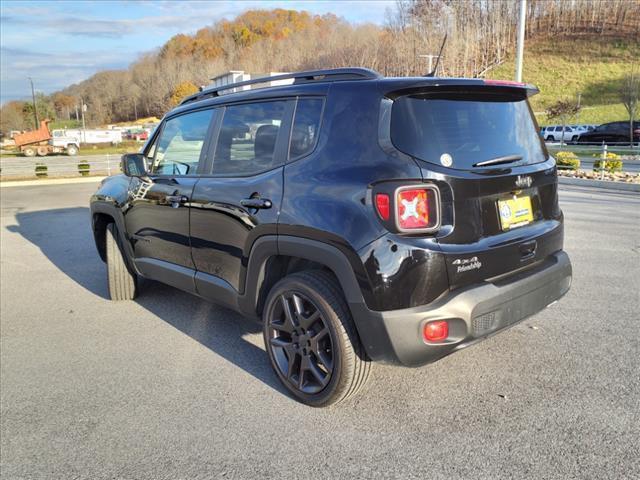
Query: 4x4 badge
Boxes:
[
  {"xmin": 515, "ymin": 175, "xmax": 532, "ymax": 188},
  {"xmin": 452, "ymin": 256, "xmax": 482, "ymax": 273}
]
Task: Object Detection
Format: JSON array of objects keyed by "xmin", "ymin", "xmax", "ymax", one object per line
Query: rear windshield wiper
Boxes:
[{"xmin": 473, "ymin": 154, "xmax": 523, "ymax": 168}]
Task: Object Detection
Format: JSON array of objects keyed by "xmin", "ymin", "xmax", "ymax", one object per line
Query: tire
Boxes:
[
  {"xmin": 36, "ymin": 146, "xmax": 48, "ymax": 156},
  {"xmin": 66, "ymin": 145, "xmax": 78, "ymax": 156},
  {"xmin": 263, "ymin": 270, "xmax": 371, "ymax": 407},
  {"xmin": 23, "ymin": 146, "xmax": 36, "ymax": 157},
  {"xmin": 545, "ymin": 135, "xmax": 553, "ymax": 142},
  {"xmin": 105, "ymin": 223, "xmax": 137, "ymax": 301}
]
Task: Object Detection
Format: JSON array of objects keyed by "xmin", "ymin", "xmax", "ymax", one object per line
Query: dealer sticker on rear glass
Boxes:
[{"xmin": 440, "ymin": 153, "xmax": 453, "ymax": 167}]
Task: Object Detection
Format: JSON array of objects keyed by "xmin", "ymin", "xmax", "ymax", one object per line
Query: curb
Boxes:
[
  {"xmin": 0, "ymin": 176, "xmax": 106, "ymax": 188},
  {"xmin": 558, "ymin": 176, "xmax": 640, "ymax": 192}
]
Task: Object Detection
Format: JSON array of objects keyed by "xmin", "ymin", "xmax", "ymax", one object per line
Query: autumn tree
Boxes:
[
  {"xmin": 169, "ymin": 81, "xmax": 199, "ymax": 106},
  {"xmin": 52, "ymin": 93, "xmax": 76, "ymax": 120},
  {"xmin": 0, "ymin": 101, "xmax": 29, "ymax": 133}
]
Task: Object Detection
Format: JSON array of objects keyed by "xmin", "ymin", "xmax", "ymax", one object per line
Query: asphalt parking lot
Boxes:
[{"xmin": 1, "ymin": 181, "xmax": 639, "ymax": 479}]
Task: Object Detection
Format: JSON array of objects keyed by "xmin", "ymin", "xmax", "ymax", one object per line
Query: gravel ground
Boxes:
[{"xmin": 1, "ymin": 182, "xmax": 638, "ymax": 479}]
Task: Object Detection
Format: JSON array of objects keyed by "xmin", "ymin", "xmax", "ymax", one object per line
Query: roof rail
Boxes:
[{"xmin": 180, "ymin": 67, "xmax": 381, "ymax": 105}]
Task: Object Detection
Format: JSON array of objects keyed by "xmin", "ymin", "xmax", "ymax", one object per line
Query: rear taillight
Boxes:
[
  {"xmin": 395, "ymin": 185, "xmax": 440, "ymax": 232},
  {"xmin": 374, "ymin": 184, "xmax": 441, "ymax": 234},
  {"xmin": 397, "ymin": 189, "xmax": 430, "ymax": 229},
  {"xmin": 375, "ymin": 193, "xmax": 390, "ymax": 221}
]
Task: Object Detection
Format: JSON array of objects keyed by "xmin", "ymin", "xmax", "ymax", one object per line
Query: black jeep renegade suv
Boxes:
[{"xmin": 91, "ymin": 68, "xmax": 572, "ymax": 406}]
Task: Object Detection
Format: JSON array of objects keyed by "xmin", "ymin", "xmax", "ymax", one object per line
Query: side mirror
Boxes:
[{"xmin": 121, "ymin": 153, "xmax": 147, "ymax": 177}]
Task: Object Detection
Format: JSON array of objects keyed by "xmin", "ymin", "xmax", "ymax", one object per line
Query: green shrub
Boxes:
[
  {"xmin": 593, "ymin": 152, "xmax": 623, "ymax": 173},
  {"xmin": 555, "ymin": 151, "xmax": 580, "ymax": 170},
  {"xmin": 35, "ymin": 163, "xmax": 48, "ymax": 178},
  {"xmin": 78, "ymin": 161, "xmax": 90, "ymax": 176}
]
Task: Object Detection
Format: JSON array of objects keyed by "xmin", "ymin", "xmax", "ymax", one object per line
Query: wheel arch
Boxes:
[
  {"xmin": 240, "ymin": 236, "xmax": 368, "ymax": 322},
  {"xmin": 91, "ymin": 202, "xmax": 135, "ymax": 268}
]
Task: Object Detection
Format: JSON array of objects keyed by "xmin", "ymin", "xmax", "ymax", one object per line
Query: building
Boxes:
[{"xmin": 209, "ymin": 70, "xmax": 293, "ymax": 94}]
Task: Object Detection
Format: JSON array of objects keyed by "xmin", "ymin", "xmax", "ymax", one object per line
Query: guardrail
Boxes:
[{"xmin": 0, "ymin": 154, "xmax": 122, "ymax": 180}]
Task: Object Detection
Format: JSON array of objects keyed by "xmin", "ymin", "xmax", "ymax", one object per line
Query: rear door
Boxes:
[
  {"xmin": 389, "ymin": 87, "xmax": 563, "ymax": 289},
  {"xmin": 190, "ymin": 99, "xmax": 295, "ymax": 295},
  {"xmin": 124, "ymin": 108, "xmax": 215, "ymax": 270}
]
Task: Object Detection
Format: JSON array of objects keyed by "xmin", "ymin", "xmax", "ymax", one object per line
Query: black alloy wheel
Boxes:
[
  {"xmin": 266, "ymin": 291, "xmax": 333, "ymax": 394},
  {"xmin": 262, "ymin": 271, "xmax": 371, "ymax": 407}
]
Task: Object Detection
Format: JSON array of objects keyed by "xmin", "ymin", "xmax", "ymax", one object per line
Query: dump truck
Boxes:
[{"xmin": 13, "ymin": 119, "xmax": 79, "ymax": 156}]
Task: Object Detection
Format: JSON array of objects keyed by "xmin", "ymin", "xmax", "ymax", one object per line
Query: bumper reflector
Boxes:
[{"xmin": 423, "ymin": 320, "xmax": 449, "ymax": 343}]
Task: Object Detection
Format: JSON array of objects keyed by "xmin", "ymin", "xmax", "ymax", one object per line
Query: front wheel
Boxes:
[
  {"xmin": 263, "ymin": 271, "xmax": 371, "ymax": 407},
  {"xmin": 66, "ymin": 145, "xmax": 78, "ymax": 156}
]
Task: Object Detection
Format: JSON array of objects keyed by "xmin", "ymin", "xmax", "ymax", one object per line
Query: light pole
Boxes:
[
  {"xmin": 28, "ymin": 77, "xmax": 39, "ymax": 129},
  {"xmin": 515, "ymin": 0, "xmax": 527, "ymax": 82}
]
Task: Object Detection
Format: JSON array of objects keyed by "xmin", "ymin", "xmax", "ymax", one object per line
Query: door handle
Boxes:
[
  {"xmin": 166, "ymin": 195, "xmax": 188, "ymax": 208},
  {"xmin": 240, "ymin": 198, "xmax": 272, "ymax": 209}
]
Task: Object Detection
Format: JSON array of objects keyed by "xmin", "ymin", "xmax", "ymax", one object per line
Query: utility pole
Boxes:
[
  {"xmin": 576, "ymin": 92, "xmax": 581, "ymax": 124},
  {"xmin": 28, "ymin": 77, "xmax": 39, "ymax": 129},
  {"xmin": 419, "ymin": 54, "xmax": 442, "ymax": 76},
  {"xmin": 133, "ymin": 97, "xmax": 138, "ymax": 121},
  {"xmin": 80, "ymin": 97, "xmax": 87, "ymax": 143},
  {"xmin": 515, "ymin": 0, "xmax": 527, "ymax": 82}
]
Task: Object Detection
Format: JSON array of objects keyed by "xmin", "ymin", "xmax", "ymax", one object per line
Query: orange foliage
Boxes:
[{"xmin": 160, "ymin": 9, "xmax": 336, "ymax": 59}]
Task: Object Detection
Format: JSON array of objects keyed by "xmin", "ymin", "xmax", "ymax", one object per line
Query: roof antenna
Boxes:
[{"xmin": 426, "ymin": 33, "xmax": 447, "ymax": 77}]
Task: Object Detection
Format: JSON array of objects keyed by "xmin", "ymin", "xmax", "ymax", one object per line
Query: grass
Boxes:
[
  {"xmin": 78, "ymin": 141, "xmax": 142, "ymax": 155},
  {"xmin": 487, "ymin": 36, "xmax": 639, "ymax": 125}
]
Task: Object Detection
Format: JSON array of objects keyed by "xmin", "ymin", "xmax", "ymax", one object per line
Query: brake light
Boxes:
[
  {"xmin": 396, "ymin": 186, "xmax": 439, "ymax": 231},
  {"xmin": 483, "ymin": 79, "xmax": 526, "ymax": 87},
  {"xmin": 375, "ymin": 193, "xmax": 390, "ymax": 220},
  {"xmin": 423, "ymin": 320, "xmax": 449, "ymax": 342}
]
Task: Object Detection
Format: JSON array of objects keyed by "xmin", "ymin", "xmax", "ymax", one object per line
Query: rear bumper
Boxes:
[{"xmin": 350, "ymin": 250, "xmax": 572, "ymax": 367}]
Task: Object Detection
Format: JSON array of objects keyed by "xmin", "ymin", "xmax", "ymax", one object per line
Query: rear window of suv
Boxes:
[{"xmin": 390, "ymin": 92, "xmax": 547, "ymax": 170}]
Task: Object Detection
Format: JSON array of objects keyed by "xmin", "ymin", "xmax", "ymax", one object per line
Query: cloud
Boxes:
[
  {"xmin": 0, "ymin": 46, "xmax": 134, "ymax": 103},
  {"xmin": 46, "ymin": 14, "xmax": 211, "ymax": 38}
]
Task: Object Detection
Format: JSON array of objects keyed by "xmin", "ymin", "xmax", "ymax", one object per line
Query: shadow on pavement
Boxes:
[{"xmin": 7, "ymin": 207, "xmax": 286, "ymax": 396}]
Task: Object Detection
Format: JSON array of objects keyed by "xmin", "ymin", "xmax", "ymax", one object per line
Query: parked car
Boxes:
[
  {"xmin": 90, "ymin": 68, "xmax": 572, "ymax": 406},
  {"xmin": 576, "ymin": 121, "xmax": 640, "ymax": 145},
  {"xmin": 569, "ymin": 125, "xmax": 593, "ymax": 134},
  {"xmin": 541, "ymin": 125, "xmax": 580, "ymax": 143}
]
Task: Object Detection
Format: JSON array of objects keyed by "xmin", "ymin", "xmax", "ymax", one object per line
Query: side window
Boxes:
[
  {"xmin": 555, "ymin": 126, "xmax": 562, "ymax": 132},
  {"xmin": 212, "ymin": 101, "xmax": 287, "ymax": 176},
  {"xmin": 150, "ymin": 109, "xmax": 213, "ymax": 176},
  {"xmin": 289, "ymin": 98, "xmax": 323, "ymax": 160}
]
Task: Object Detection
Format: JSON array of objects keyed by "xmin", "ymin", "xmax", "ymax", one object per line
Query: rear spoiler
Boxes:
[{"xmin": 381, "ymin": 78, "xmax": 539, "ymax": 100}]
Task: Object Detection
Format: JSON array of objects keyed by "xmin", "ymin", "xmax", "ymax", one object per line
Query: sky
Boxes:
[{"xmin": 0, "ymin": 0, "xmax": 395, "ymax": 104}]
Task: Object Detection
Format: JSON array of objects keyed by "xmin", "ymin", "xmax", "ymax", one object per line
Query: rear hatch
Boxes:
[{"xmin": 388, "ymin": 82, "xmax": 564, "ymax": 290}]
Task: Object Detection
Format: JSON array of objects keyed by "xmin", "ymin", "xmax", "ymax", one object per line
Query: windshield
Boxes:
[{"xmin": 390, "ymin": 92, "xmax": 547, "ymax": 170}]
